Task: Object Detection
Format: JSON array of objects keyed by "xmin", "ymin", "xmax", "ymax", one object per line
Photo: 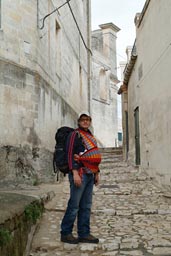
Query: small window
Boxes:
[
  {"xmin": 99, "ymin": 69, "xmax": 107, "ymax": 101},
  {"xmin": 24, "ymin": 41, "xmax": 31, "ymax": 54},
  {"xmin": 118, "ymin": 132, "xmax": 122, "ymax": 142}
]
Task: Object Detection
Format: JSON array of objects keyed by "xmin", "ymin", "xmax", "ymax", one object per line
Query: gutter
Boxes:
[
  {"xmin": 118, "ymin": 42, "xmax": 137, "ymax": 94},
  {"xmin": 123, "ymin": 55, "xmax": 137, "ymax": 86}
]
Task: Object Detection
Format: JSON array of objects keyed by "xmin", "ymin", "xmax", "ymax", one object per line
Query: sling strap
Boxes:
[{"xmin": 78, "ymin": 129, "xmax": 101, "ymax": 173}]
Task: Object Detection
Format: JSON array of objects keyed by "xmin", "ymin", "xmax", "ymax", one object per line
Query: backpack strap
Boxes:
[{"xmin": 68, "ymin": 131, "xmax": 78, "ymax": 170}]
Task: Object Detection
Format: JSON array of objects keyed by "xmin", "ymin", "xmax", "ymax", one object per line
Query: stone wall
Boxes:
[
  {"xmin": 0, "ymin": 0, "xmax": 91, "ymax": 182},
  {"xmin": 0, "ymin": 145, "xmax": 54, "ymax": 185},
  {"xmin": 126, "ymin": 0, "xmax": 171, "ymax": 189},
  {"xmin": 91, "ymin": 23, "xmax": 120, "ymax": 147},
  {"xmin": 0, "ymin": 192, "xmax": 47, "ymax": 256},
  {"xmin": 0, "ymin": 59, "xmax": 77, "ymax": 183}
]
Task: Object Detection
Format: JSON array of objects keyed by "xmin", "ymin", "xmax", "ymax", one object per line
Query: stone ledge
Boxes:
[{"xmin": 0, "ymin": 183, "xmax": 59, "ymax": 256}]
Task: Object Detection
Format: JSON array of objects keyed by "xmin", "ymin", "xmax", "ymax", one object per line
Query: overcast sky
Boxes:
[{"xmin": 91, "ymin": 0, "xmax": 146, "ymax": 64}]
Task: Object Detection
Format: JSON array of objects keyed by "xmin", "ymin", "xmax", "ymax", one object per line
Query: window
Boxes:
[
  {"xmin": 99, "ymin": 69, "xmax": 107, "ymax": 101},
  {"xmin": 24, "ymin": 41, "xmax": 31, "ymax": 54},
  {"xmin": 118, "ymin": 132, "xmax": 122, "ymax": 142}
]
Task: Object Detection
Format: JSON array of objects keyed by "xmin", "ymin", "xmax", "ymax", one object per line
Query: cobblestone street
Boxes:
[{"xmin": 29, "ymin": 151, "xmax": 171, "ymax": 256}]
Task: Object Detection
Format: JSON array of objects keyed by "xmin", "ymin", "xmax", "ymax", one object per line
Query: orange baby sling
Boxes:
[{"xmin": 77, "ymin": 129, "xmax": 102, "ymax": 173}]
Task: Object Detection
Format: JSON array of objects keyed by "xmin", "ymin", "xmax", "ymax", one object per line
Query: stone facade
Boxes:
[
  {"xmin": 119, "ymin": 0, "xmax": 171, "ymax": 189},
  {"xmin": 91, "ymin": 23, "xmax": 120, "ymax": 147},
  {"xmin": 0, "ymin": 0, "xmax": 91, "ymax": 183},
  {"xmin": 119, "ymin": 49, "xmax": 133, "ymax": 159}
]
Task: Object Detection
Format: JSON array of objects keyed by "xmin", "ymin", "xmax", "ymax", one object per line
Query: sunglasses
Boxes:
[{"xmin": 79, "ymin": 117, "xmax": 91, "ymax": 122}]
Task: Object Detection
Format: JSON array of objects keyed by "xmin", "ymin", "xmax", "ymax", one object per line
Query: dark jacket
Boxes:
[{"xmin": 66, "ymin": 130, "xmax": 84, "ymax": 170}]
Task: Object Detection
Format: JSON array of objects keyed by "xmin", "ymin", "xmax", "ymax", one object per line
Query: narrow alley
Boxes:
[{"xmin": 29, "ymin": 150, "xmax": 171, "ymax": 256}]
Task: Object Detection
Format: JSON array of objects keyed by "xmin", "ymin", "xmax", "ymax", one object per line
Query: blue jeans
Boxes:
[{"xmin": 61, "ymin": 172, "xmax": 94, "ymax": 238}]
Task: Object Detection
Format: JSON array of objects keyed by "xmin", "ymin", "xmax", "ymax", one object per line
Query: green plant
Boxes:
[
  {"xmin": 0, "ymin": 228, "xmax": 12, "ymax": 247},
  {"xmin": 24, "ymin": 202, "xmax": 44, "ymax": 224},
  {"xmin": 33, "ymin": 179, "xmax": 39, "ymax": 186}
]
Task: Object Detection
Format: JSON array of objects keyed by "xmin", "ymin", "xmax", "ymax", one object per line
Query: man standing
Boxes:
[{"xmin": 60, "ymin": 111, "xmax": 101, "ymax": 244}]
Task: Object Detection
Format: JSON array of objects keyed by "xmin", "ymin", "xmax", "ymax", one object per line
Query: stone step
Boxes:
[
  {"xmin": 29, "ymin": 157, "xmax": 171, "ymax": 256},
  {"xmin": 101, "ymin": 154, "xmax": 123, "ymax": 159},
  {"xmin": 101, "ymin": 157, "xmax": 123, "ymax": 164},
  {"xmin": 100, "ymin": 147, "xmax": 123, "ymax": 155}
]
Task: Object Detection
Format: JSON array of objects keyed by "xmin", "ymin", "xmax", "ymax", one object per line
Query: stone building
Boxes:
[
  {"xmin": 118, "ymin": 0, "xmax": 171, "ymax": 189},
  {"xmin": 118, "ymin": 47, "xmax": 132, "ymax": 159},
  {"xmin": 0, "ymin": 0, "xmax": 91, "ymax": 183},
  {"xmin": 91, "ymin": 23, "xmax": 120, "ymax": 147}
]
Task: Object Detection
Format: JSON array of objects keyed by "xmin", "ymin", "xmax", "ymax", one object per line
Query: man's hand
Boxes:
[
  {"xmin": 72, "ymin": 170, "xmax": 82, "ymax": 187},
  {"xmin": 94, "ymin": 172, "xmax": 100, "ymax": 186}
]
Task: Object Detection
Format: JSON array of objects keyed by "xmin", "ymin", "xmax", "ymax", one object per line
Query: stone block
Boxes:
[
  {"xmin": 120, "ymin": 251, "xmax": 143, "ymax": 256},
  {"xmin": 120, "ymin": 240, "xmax": 139, "ymax": 250},
  {"xmin": 102, "ymin": 242, "xmax": 119, "ymax": 251},
  {"xmin": 102, "ymin": 252, "xmax": 118, "ymax": 256},
  {"xmin": 3, "ymin": 76, "xmax": 16, "ymax": 87},
  {"xmin": 151, "ymin": 247, "xmax": 171, "ymax": 255},
  {"xmin": 158, "ymin": 209, "xmax": 171, "ymax": 215},
  {"xmin": 63, "ymin": 243, "xmax": 78, "ymax": 250},
  {"xmin": 80, "ymin": 243, "xmax": 99, "ymax": 251}
]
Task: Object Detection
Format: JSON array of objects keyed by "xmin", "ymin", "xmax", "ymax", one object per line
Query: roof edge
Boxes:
[
  {"xmin": 137, "ymin": 0, "xmax": 151, "ymax": 28},
  {"xmin": 123, "ymin": 55, "xmax": 137, "ymax": 85},
  {"xmin": 99, "ymin": 22, "xmax": 120, "ymax": 32},
  {"xmin": 122, "ymin": 40, "xmax": 137, "ymax": 86}
]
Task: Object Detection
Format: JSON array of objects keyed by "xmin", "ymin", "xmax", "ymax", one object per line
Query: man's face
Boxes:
[{"xmin": 78, "ymin": 115, "xmax": 91, "ymax": 130}]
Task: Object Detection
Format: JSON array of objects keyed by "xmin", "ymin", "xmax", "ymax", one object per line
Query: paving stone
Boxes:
[
  {"xmin": 102, "ymin": 252, "xmax": 118, "ymax": 256},
  {"xmin": 120, "ymin": 251, "xmax": 143, "ymax": 256},
  {"xmin": 80, "ymin": 243, "xmax": 99, "ymax": 251},
  {"xmin": 29, "ymin": 152, "xmax": 171, "ymax": 256},
  {"xmin": 151, "ymin": 247, "xmax": 171, "ymax": 255},
  {"xmin": 102, "ymin": 242, "xmax": 119, "ymax": 251},
  {"xmin": 120, "ymin": 241, "xmax": 139, "ymax": 250},
  {"xmin": 63, "ymin": 243, "xmax": 78, "ymax": 250},
  {"xmin": 148, "ymin": 238, "xmax": 171, "ymax": 247}
]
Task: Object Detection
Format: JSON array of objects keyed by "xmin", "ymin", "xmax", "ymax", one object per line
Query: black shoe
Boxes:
[
  {"xmin": 78, "ymin": 234, "xmax": 99, "ymax": 244},
  {"xmin": 61, "ymin": 234, "xmax": 79, "ymax": 244}
]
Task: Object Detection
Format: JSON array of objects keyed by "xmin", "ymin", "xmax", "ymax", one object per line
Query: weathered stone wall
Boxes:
[
  {"xmin": 0, "ymin": 0, "xmax": 91, "ymax": 182},
  {"xmin": 0, "ymin": 60, "xmax": 78, "ymax": 149},
  {"xmin": 0, "ymin": 145, "xmax": 54, "ymax": 185},
  {"xmin": 91, "ymin": 23, "xmax": 120, "ymax": 147},
  {"xmin": 127, "ymin": 0, "xmax": 171, "ymax": 189},
  {"xmin": 0, "ymin": 193, "xmax": 45, "ymax": 256}
]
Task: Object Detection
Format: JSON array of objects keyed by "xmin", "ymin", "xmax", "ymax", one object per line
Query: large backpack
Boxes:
[{"xmin": 53, "ymin": 126, "xmax": 75, "ymax": 180}]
